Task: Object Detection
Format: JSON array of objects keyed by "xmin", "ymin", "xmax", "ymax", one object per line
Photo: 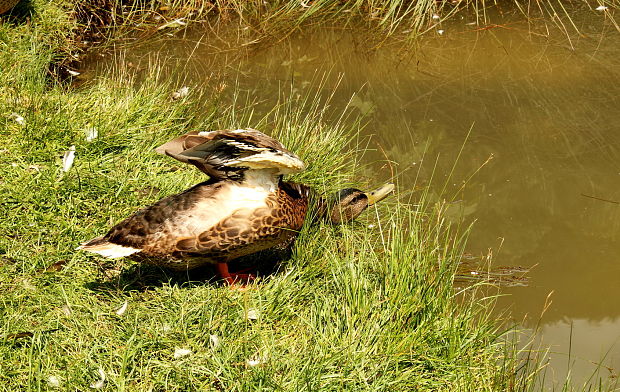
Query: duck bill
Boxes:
[{"xmin": 366, "ymin": 183, "xmax": 395, "ymax": 206}]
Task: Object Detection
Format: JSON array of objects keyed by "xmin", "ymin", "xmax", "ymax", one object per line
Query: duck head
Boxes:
[{"xmin": 326, "ymin": 183, "xmax": 395, "ymax": 224}]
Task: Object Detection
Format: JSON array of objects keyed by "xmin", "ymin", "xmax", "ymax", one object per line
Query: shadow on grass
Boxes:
[
  {"xmin": 1, "ymin": 0, "xmax": 35, "ymax": 25},
  {"xmin": 84, "ymin": 248, "xmax": 293, "ymax": 293}
]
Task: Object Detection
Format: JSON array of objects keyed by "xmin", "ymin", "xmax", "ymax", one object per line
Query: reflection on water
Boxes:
[
  {"xmin": 535, "ymin": 318, "xmax": 620, "ymax": 385},
  {"xmin": 81, "ymin": 7, "xmax": 620, "ymax": 386}
]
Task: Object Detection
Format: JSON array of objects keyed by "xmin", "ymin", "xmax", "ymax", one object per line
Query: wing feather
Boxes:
[{"xmin": 155, "ymin": 129, "xmax": 305, "ymax": 179}]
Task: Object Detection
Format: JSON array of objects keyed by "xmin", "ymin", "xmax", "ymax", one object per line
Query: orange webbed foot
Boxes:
[{"xmin": 216, "ymin": 263, "xmax": 257, "ymax": 289}]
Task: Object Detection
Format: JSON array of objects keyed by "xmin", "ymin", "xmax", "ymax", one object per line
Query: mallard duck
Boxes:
[{"xmin": 79, "ymin": 129, "xmax": 393, "ymax": 284}]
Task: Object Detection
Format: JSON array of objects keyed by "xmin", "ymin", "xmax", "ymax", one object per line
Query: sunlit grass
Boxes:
[
  {"xmin": 0, "ymin": 104, "xmax": 517, "ymax": 389},
  {"xmin": 71, "ymin": 0, "xmax": 620, "ymax": 46},
  {"xmin": 2, "ymin": 1, "xmax": 620, "ymax": 391},
  {"xmin": 0, "ymin": 3, "xmax": 515, "ymax": 390},
  {"xmin": 0, "ymin": 58, "xmax": 517, "ymax": 390}
]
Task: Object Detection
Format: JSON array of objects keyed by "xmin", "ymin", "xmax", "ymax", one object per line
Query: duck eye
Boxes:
[{"xmin": 350, "ymin": 194, "xmax": 366, "ymax": 204}]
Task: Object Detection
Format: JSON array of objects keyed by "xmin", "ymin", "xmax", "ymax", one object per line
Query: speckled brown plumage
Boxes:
[
  {"xmin": 0, "ymin": 0, "xmax": 19, "ymax": 14},
  {"xmin": 166, "ymin": 181, "xmax": 310, "ymax": 269},
  {"xmin": 84, "ymin": 178, "xmax": 311, "ymax": 270}
]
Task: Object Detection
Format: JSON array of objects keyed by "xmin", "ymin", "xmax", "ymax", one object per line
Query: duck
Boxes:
[{"xmin": 79, "ymin": 129, "xmax": 394, "ymax": 284}]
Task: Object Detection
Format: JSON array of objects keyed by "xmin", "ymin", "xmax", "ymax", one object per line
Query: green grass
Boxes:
[
  {"xmin": 17, "ymin": 0, "xmax": 618, "ymax": 65},
  {"xmin": 2, "ymin": 0, "xmax": 619, "ymax": 391},
  {"xmin": 105, "ymin": 0, "xmax": 620, "ymax": 38}
]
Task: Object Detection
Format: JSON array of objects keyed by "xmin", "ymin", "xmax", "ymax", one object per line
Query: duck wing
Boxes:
[
  {"xmin": 79, "ymin": 180, "xmax": 312, "ymax": 270},
  {"xmin": 155, "ymin": 129, "xmax": 305, "ymax": 180},
  {"xmin": 168, "ymin": 181, "xmax": 311, "ymax": 262},
  {"xmin": 78, "ymin": 180, "xmax": 225, "ymax": 259}
]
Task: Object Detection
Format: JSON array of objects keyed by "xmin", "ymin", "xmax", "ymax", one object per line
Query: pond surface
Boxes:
[{"xmin": 81, "ymin": 6, "xmax": 620, "ymax": 387}]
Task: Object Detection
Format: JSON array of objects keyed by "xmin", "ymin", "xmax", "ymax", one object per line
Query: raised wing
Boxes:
[{"xmin": 155, "ymin": 129, "xmax": 305, "ymax": 180}]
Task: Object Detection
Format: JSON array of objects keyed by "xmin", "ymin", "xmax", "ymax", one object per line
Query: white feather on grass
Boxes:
[
  {"xmin": 10, "ymin": 113, "xmax": 25, "ymax": 126},
  {"xmin": 115, "ymin": 300, "xmax": 128, "ymax": 316},
  {"xmin": 171, "ymin": 86, "xmax": 189, "ymax": 100},
  {"xmin": 47, "ymin": 376, "xmax": 61, "ymax": 388},
  {"xmin": 62, "ymin": 146, "xmax": 75, "ymax": 172},
  {"xmin": 209, "ymin": 334, "xmax": 220, "ymax": 349},
  {"xmin": 89, "ymin": 368, "xmax": 105, "ymax": 389},
  {"xmin": 173, "ymin": 348, "xmax": 192, "ymax": 359},
  {"xmin": 85, "ymin": 127, "xmax": 98, "ymax": 142},
  {"xmin": 246, "ymin": 308, "xmax": 260, "ymax": 320}
]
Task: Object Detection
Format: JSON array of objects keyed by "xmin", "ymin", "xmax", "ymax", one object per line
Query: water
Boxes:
[{"xmin": 81, "ymin": 7, "xmax": 620, "ymax": 386}]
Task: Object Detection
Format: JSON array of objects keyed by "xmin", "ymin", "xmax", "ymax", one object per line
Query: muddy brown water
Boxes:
[{"xmin": 81, "ymin": 7, "xmax": 620, "ymax": 387}]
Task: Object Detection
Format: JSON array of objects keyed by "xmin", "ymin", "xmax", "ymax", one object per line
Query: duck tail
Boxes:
[{"xmin": 77, "ymin": 237, "xmax": 141, "ymax": 258}]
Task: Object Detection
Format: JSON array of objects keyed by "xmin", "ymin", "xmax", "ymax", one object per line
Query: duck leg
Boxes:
[{"xmin": 215, "ymin": 262, "xmax": 256, "ymax": 286}]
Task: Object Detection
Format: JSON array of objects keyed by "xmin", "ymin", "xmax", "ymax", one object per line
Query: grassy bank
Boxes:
[
  {"xmin": 8, "ymin": 0, "xmax": 619, "ymax": 79},
  {"xmin": 66, "ymin": 0, "xmax": 620, "ymax": 38},
  {"xmin": 2, "ymin": 1, "xmax": 619, "ymax": 391}
]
